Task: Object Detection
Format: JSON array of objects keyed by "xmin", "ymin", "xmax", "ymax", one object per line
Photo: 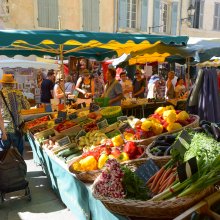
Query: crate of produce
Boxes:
[{"xmin": 20, "ymin": 108, "xmax": 45, "ymax": 115}]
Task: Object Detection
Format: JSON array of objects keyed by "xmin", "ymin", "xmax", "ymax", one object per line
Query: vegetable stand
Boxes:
[{"xmin": 27, "ymin": 133, "xmax": 128, "ymax": 220}]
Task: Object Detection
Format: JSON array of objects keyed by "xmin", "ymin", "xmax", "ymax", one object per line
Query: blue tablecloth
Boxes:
[{"xmin": 27, "ymin": 133, "xmax": 128, "ymax": 220}]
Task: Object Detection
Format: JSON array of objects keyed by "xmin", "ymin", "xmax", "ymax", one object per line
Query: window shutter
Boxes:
[
  {"xmin": 48, "ymin": 0, "xmax": 58, "ymax": 29},
  {"xmin": 171, "ymin": 2, "xmax": 178, "ymax": 35},
  {"xmin": 83, "ymin": 0, "xmax": 99, "ymax": 31},
  {"xmin": 140, "ymin": 0, "xmax": 148, "ymax": 32},
  {"xmin": 91, "ymin": 0, "xmax": 99, "ymax": 31},
  {"xmin": 38, "ymin": 0, "xmax": 48, "ymax": 28},
  {"xmin": 153, "ymin": 0, "xmax": 160, "ymax": 33},
  {"xmin": 118, "ymin": 0, "xmax": 127, "ymax": 28}
]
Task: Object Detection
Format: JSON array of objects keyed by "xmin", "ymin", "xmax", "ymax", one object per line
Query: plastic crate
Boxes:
[{"xmin": 94, "ymin": 98, "xmax": 110, "ymax": 107}]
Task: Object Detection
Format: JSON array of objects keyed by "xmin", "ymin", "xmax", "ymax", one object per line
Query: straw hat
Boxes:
[{"xmin": 0, "ymin": 74, "xmax": 17, "ymax": 83}]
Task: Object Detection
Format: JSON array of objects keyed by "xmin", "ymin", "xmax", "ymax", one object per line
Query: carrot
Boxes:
[
  {"xmin": 159, "ymin": 168, "xmax": 172, "ymax": 186},
  {"xmin": 166, "ymin": 174, "xmax": 176, "ymax": 188},
  {"xmin": 159, "ymin": 172, "xmax": 173, "ymax": 189},
  {"xmin": 146, "ymin": 172, "xmax": 157, "ymax": 185},
  {"xmin": 158, "ymin": 180, "xmax": 170, "ymax": 193},
  {"xmin": 150, "ymin": 166, "xmax": 166, "ymax": 191}
]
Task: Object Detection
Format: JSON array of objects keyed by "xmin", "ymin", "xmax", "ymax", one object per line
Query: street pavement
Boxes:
[{"xmin": 0, "ymin": 144, "xmax": 77, "ymax": 220}]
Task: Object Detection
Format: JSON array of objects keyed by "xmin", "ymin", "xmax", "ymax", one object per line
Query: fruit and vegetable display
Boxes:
[
  {"xmin": 70, "ymin": 141, "xmax": 144, "ymax": 172},
  {"xmin": 30, "ymin": 123, "xmax": 50, "ymax": 135},
  {"xmin": 83, "ymin": 121, "xmax": 98, "ymax": 132},
  {"xmin": 87, "ymin": 112, "xmax": 102, "ymax": 121},
  {"xmin": 122, "ymin": 106, "xmax": 196, "ymax": 140},
  {"xmin": 25, "ymin": 115, "xmax": 51, "ymax": 130},
  {"xmin": 93, "ymin": 159, "xmax": 150, "ymax": 200},
  {"xmin": 54, "ymin": 120, "xmax": 77, "ymax": 132},
  {"xmin": 78, "ymin": 130, "xmax": 108, "ymax": 150}
]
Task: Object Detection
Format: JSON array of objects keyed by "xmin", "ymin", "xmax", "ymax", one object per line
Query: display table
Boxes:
[{"xmin": 27, "ymin": 133, "xmax": 128, "ymax": 220}]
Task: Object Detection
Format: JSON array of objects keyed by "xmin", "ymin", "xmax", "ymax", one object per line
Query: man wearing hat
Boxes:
[{"xmin": 0, "ymin": 74, "xmax": 30, "ymax": 155}]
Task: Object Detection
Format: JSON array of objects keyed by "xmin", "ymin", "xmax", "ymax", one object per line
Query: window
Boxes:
[
  {"xmin": 127, "ymin": 0, "xmax": 137, "ymax": 29},
  {"xmin": 159, "ymin": 2, "xmax": 168, "ymax": 33},
  {"xmin": 192, "ymin": 0, "xmax": 204, "ymax": 29},
  {"xmin": 214, "ymin": 2, "xmax": 220, "ymax": 31},
  {"xmin": 37, "ymin": 0, "xmax": 58, "ymax": 29}
]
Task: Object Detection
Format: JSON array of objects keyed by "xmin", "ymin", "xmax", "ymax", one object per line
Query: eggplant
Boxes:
[
  {"xmin": 157, "ymin": 145, "xmax": 170, "ymax": 152},
  {"xmin": 199, "ymin": 120, "xmax": 211, "ymax": 127},
  {"xmin": 164, "ymin": 146, "xmax": 172, "ymax": 156},
  {"xmin": 155, "ymin": 151, "xmax": 164, "ymax": 156},
  {"xmin": 202, "ymin": 124, "xmax": 214, "ymax": 137},
  {"xmin": 211, "ymin": 123, "xmax": 220, "ymax": 142},
  {"xmin": 156, "ymin": 136, "xmax": 166, "ymax": 141},
  {"xmin": 164, "ymin": 135, "xmax": 176, "ymax": 144},
  {"xmin": 153, "ymin": 140, "xmax": 171, "ymax": 146},
  {"xmin": 193, "ymin": 127, "xmax": 204, "ymax": 133}
]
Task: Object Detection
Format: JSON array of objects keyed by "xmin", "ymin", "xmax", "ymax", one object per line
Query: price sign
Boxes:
[
  {"xmin": 119, "ymin": 122, "xmax": 132, "ymax": 134},
  {"xmin": 57, "ymin": 111, "xmax": 67, "ymax": 120},
  {"xmin": 55, "ymin": 117, "xmax": 64, "ymax": 124},
  {"xmin": 135, "ymin": 159, "xmax": 160, "ymax": 184},
  {"xmin": 117, "ymin": 116, "xmax": 128, "ymax": 122},
  {"xmin": 177, "ymin": 157, "xmax": 198, "ymax": 183},
  {"xmin": 75, "ymin": 129, "xmax": 87, "ymax": 142},
  {"xmin": 172, "ymin": 130, "xmax": 192, "ymax": 157},
  {"xmin": 57, "ymin": 136, "xmax": 71, "ymax": 147},
  {"xmin": 97, "ymin": 119, "xmax": 108, "ymax": 130},
  {"xmin": 68, "ymin": 113, "xmax": 77, "ymax": 120}
]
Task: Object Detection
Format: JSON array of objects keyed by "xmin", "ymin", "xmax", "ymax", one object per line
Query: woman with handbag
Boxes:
[{"xmin": 0, "ymin": 74, "xmax": 30, "ymax": 155}]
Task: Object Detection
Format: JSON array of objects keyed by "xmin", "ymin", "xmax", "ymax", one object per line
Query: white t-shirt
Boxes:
[
  {"xmin": 175, "ymin": 85, "xmax": 186, "ymax": 97},
  {"xmin": 120, "ymin": 79, "xmax": 132, "ymax": 98}
]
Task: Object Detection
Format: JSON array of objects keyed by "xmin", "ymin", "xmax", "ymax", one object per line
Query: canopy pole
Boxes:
[
  {"xmin": 186, "ymin": 57, "xmax": 190, "ymax": 91},
  {"xmin": 59, "ymin": 44, "xmax": 66, "ymax": 106}
]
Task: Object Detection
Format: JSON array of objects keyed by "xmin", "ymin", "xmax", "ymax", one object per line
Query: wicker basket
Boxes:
[
  {"xmin": 68, "ymin": 146, "xmax": 147, "ymax": 183},
  {"xmin": 92, "ymin": 157, "xmax": 214, "ymax": 219},
  {"xmin": 132, "ymin": 114, "xmax": 200, "ymax": 149},
  {"xmin": 93, "ymin": 187, "xmax": 214, "ymax": 219}
]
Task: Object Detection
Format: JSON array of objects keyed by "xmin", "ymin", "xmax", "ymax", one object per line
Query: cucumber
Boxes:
[
  {"xmin": 57, "ymin": 147, "xmax": 80, "ymax": 158},
  {"xmin": 65, "ymin": 152, "xmax": 82, "ymax": 162}
]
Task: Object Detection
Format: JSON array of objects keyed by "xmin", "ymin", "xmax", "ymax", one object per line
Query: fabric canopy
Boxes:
[
  {"xmin": 0, "ymin": 30, "xmax": 188, "ymax": 61},
  {"xmin": 0, "ymin": 59, "xmax": 58, "ymax": 69}
]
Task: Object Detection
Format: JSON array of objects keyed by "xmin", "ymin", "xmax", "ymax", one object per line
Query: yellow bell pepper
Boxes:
[
  {"xmin": 176, "ymin": 111, "xmax": 189, "ymax": 121},
  {"xmin": 123, "ymin": 132, "xmax": 135, "ymax": 141},
  {"xmin": 154, "ymin": 106, "xmax": 165, "ymax": 115},
  {"xmin": 152, "ymin": 123, "xmax": 163, "ymax": 135},
  {"xmin": 163, "ymin": 110, "xmax": 177, "ymax": 123},
  {"xmin": 141, "ymin": 120, "xmax": 153, "ymax": 131},
  {"xmin": 79, "ymin": 156, "xmax": 98, "ymax": 171},
  {"xmin": 98, "ymin": 154, "xmax": 108, "ymax": 169},
  {"xmin": 167, "ymin": 123, "xmax": 182, "ymax": 132},
  {"xmin": 118, "ymin": 152, "xmax": 130, "ymax": 162},
  {"xmin": 72, "ymin": 161, "xmax": 82, "ymax": 171},
  {"xmin": 165, "ymin": 105, "xmax": 175, "ymax": 110},
  {"xmin": 111, "ymin": 135, "xmax": 124, "ymax": 147}
]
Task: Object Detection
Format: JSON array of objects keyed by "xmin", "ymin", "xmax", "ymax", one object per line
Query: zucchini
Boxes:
[
  {"xmin": 57, "ymin": 147, "xmax": 80, "ymax": 158},
  {"xmin": 65, "ymin": 151, "xmax": 82, "ymax": 162}
]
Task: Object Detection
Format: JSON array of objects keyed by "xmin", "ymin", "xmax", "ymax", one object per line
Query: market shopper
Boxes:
[
  {"xmin": 132, "ymin": 69, "xmax": 146, "ymax": 98},
  {"xmin": 53, "ymin": 75, "xmax": 65, "ymax": 104},
  {"xmin": 75, "ymin": 69, "xmax": 95, "ymax": 104},
  {"xmin": 64, "ymin": 75, "xmax": 75, "ymax": 96},
  {"xmin": 0, "ymin": 74, "xmax": 30, "ymax": 155},
  {"xmin": 40, "ymin": 69, "xmax": 55, "ymax": 104},
  {"xmin": 175, "ymin": 78, "xmax": 186, "ymax": 98},
  {"xmin": 147, "ymin": 74, "xmax": 160, "ymax": 99},
  {"xmin": 103, "ymin": 65, "xmax": 123, "ymax": 106},
  {"xmin": 120, "ymin": 71, "xmax": 133, "ymax": 99},
  {"xmin": 165, "ymin": 71, "xmax": 175, "ymax": 99}
]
